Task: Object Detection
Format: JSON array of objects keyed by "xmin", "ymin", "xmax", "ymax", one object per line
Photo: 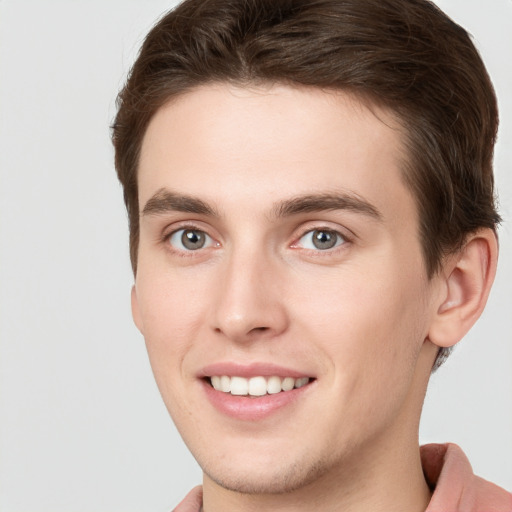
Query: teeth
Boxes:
[
  {"xmin": 248, "ymin": 376, "xmax": 267, "ymax": 396},
  {"xmin": 209, "ymin": 375, "xmax": 311, "ymax": 396},
  {"xmin": 295, "ymin": 377, "xmax": 309, "ymax": 389},
  {"xmin": 211, "ymin": 376, "xmax": 221, "ymax": 390},
  {"xmin": 230, "ymin": 376, "xmax": 249, "ymax": 395},
  {"xmin": 267, "ymin": 376, "xmax": 282, "ymax": 394},
  {"xmin": 220, "ymin": 375, "xmax": 231, "ymax": 393},
  {"xmin": 281, "ymin": 377, "xmax": 295, "ymax": 391}
]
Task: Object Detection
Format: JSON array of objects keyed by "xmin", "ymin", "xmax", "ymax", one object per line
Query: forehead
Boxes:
[{"xmin": 138, "ymin": 83, "xmax": 415, "ymax": 226}]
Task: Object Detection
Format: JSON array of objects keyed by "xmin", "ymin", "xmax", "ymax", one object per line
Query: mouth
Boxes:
[
  {"xmin": 199, "ymin": 363, "xmax": 316, "ymax": 419},
  {"xmin": 207, "ymin": 375, "xmax": 312, "ymax": 397}
]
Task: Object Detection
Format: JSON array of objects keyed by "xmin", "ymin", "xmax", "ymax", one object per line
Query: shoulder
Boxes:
[
  {"xmin": 423, "ymin": 443, "xmax": 512, "ymax": 512},
  {"xmin": 472, "ymin": 475, "xmax": 512, "ymax": 512},
  {"xmin": 172, "ymin": 485, "xmax": 203, "ymax": 512}
]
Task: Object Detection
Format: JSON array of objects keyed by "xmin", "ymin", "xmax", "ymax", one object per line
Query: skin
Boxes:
[{"xmin": 131, "ymin": 84, "xmax": 496, "ymax": 512}]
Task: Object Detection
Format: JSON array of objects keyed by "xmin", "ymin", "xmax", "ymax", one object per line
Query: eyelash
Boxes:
[
  {"xmin": 291, "ymin": 227, "xmax": 351, "ymax": 254},
  {"xmin": 162, "ymin": 223, "xmax": 217, "ymax": 258},
  {"xmin": 162, "ymin": 224, "xmax": 352, "ymax": 256}
]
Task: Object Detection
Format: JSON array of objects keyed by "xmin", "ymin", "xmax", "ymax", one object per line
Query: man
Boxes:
[{"xmin": 111, "ymin": 0, "xmax": 512, "ymax": 510}]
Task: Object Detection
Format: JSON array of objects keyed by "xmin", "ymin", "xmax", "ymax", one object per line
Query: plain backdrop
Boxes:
[{"xmin": 0, "ymin": 1, "xmax": 511, "ymax": 511}]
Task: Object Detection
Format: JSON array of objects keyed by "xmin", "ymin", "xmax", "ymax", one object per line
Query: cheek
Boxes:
[
  {"xmin": 134, "ymin": 268, "xmax": 208, "ymax": 383},
  {"xmin": 134, "ymin": 270, "xmax": 211, "ymax": 426},
  {"xmin": 295, "ymin": 263, "xmax": 429, "ymax": 397},
  {"xmin": 137, "ymin": 261, "xmax": 206, "ymax": 330},
  {"xmin": 298, "ymin": 262, "xmax": 425, "ymax": 340}
]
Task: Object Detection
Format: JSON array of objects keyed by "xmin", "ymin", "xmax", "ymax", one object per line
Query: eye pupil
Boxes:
[
  {"xmin": 313, "ymin": 230, "xmax": 337, "ymax": 250},
  {"xmin": 181, "ymin": 229, "xmax": 205, "ymax": 250}
]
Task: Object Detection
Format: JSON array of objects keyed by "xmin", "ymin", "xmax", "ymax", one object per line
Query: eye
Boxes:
[
  {"xmin": 297, "ymin": 229, "xmax": 346, "ymax": 250},
  {"xmin": 168, "ymin": 228, "xmax": 214, "ymax": 251}
]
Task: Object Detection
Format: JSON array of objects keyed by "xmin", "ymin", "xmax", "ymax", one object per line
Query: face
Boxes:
[{"xmin": 133, "ymin": 84, "xmax": 439, "ymax": 494}]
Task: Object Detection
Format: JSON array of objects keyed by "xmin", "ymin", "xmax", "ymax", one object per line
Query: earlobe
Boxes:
[
  {"xmin": 428, "ymin": 229, "xmax": 498, "ymax": 348},
  {"xmin": 131, "ymin": 285, "xmax": 144, "ymax": 334}
]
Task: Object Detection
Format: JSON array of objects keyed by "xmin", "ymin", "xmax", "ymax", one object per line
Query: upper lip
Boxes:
[{"xmin": 199, "ymin": 362, "xmax": 314, "ymax": 379}]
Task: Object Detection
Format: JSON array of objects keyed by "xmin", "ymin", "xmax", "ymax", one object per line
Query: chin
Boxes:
[{"xmin": 200, "ymin": 451, "xmax": 334, "ymax": 495}]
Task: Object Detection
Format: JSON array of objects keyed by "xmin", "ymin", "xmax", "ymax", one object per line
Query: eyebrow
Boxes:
[
  {"xmin": 141, "ymin": 188, "xmax": 382, "ymax": 221},
  {"xmin": 141, "ymin": 188, "xmax": 219, "ymax": 217},
  {"xmin": 272, "ymin": 192, "xmax": 382, "ymax": 221}
]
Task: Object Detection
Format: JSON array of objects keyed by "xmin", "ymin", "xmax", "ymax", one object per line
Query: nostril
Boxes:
[{"xmin": 250, "ymin": 326, "xmax": 270, "ymax": 334}]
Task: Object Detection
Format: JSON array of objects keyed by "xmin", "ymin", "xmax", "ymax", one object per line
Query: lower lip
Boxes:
[{"xmin": 202, "ymin": 380, "xmax": 313, "ymax": 421}]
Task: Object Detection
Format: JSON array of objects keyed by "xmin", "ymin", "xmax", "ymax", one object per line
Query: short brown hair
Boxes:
[{"xmin": 112, "ymin": 0, "xmax": 500, "ymax": 368}]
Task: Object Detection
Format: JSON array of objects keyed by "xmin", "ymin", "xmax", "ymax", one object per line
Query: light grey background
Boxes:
[{"xmin": 0, "ymin": 1, "xmax": 510, "ymax": 511}]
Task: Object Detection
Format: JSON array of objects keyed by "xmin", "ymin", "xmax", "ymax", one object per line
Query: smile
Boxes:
[{"xmin": 209, "ymin": 375, "xmax": 311, "ymax": 396}]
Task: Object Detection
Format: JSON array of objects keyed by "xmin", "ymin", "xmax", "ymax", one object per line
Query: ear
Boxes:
[
  {"xmin": 131, "ymin": 284, "xmax": 144, "ymax": 335},
  {"xmin": 428, "ymin": 228, "xmax": 498, "ymax": 348}
]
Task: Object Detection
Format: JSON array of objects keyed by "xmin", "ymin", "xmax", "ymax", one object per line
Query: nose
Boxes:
[{"xmin": 210, "ymin": 248, "xmax": 289, "ymax": 343}]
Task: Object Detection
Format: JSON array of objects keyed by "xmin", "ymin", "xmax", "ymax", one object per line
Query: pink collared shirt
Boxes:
[
  {"xmin": 422, "ymin": 443, "xmax": 511, "ymax": 512},
  {"xmin": 173, "ymin": 443, "xmax": 512, "ymax": 511}
]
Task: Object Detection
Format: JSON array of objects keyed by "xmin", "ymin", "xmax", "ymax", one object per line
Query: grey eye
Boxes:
[
  {"xmin": 298, "ymin": 229, "xmax": 345, "ymax": 250},
  {"xmin": 169, "ymin": 229, "xmax": 212, "ymax": 251}
]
